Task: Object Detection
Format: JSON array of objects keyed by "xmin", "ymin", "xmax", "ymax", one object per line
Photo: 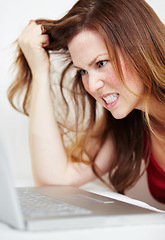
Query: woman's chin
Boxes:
[{"xmin": 110, "ymin": 109, "xmax": 131, "ymax": 120}]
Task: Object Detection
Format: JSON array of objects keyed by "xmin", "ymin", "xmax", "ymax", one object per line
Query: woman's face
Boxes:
[{"xmin": 68, "ymin": 29, "xmax": 145, "ymax": 119}]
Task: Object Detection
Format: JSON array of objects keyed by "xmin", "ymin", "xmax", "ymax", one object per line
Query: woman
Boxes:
[{"xmin": 8, "ymin": 0, "xmax": 165, "ymax": 205}]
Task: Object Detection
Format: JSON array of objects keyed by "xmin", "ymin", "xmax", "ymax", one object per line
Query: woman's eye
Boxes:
[
  {"xmin": 78, "ymin": 69, "xmax": 88, "ymax": 76},
  {"xmin": 97, "ymin": 60, "xmax": 108, "ymax": 68}
]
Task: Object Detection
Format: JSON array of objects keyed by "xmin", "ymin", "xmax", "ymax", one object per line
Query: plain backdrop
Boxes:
[{"xmin": 0, "ymin": 0, "xmax": 165, "ymax": 185}]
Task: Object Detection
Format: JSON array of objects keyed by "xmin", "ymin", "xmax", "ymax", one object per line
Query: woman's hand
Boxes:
[{"xmin": 18, "ymin": 20, "xmax": 50, "ymax": 77}]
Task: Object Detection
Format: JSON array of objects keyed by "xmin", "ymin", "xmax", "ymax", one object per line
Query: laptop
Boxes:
[{"xmin": 0, "ymin": 139, "xmax": 164, "ymax": 231}]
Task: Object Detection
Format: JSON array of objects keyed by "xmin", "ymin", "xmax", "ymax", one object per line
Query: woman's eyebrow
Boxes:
[{"xmin": 73, "ymin": 53, "xmax": 108, "ymax": 69}]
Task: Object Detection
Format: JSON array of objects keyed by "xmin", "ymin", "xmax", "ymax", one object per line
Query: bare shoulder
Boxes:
[
  {"xmin": 86, "ymin": 133, "xmax": 115, "ymax": 176},
  {"xmin": 95, "ymin": 133, "xmax": 115, "ymax": 175},
  {"xmin": 63, "ymin": 133, "xmax": 115, "ymax": 187}
]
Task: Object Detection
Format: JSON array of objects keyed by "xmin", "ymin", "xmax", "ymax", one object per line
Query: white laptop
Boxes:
[{"xmin": 0, "ymin": 139, "xmax": 164, "ymax": 231}]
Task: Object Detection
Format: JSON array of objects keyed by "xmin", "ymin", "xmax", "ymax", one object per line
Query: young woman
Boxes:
[{"xmin": 8, "ymin": 0, "xmax": 165, "ymax": 206}]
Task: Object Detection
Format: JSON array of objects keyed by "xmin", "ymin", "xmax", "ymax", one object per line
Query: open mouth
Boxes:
[{"xmin": 102, "ymin": 93, "xmax": 119, "ymax": 104}]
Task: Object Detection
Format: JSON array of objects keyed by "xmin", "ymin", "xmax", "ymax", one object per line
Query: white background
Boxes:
[{"xmin": 0, "ymin": 0, "xmax": 164, "ymax": 185}]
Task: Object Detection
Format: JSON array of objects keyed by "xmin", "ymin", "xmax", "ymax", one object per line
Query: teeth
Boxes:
[{"xmin": 103, "ymin": 94, "xmax": 119, "ymax": 104}]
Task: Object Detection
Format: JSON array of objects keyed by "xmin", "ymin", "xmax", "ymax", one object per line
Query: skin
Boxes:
[
  {"xmin": 68, "ymin": 29, "xmax": 165, "ymax": 171},
  {"xmin": 68, "ymin": 29, "xmax": 145, "ymax": 119},
  {"xmin": 18, "ymin": 21, "xmax": 165, "ymax": 191},
  {"xmin": 18, "ymin": 21, "xmax": 114, "ymax": 186}
]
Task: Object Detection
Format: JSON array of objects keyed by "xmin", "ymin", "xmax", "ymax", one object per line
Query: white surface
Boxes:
[
  {"xmin": 0, "ymin": 0, "xmax": 165, "ymax": 239},
  {"xmin": 0, "ymin": 224, "xmax": 164, "ymax": 240},
  {"xmin": 0, "ymin": 179, "xmax": 165, "ymax": 240}
]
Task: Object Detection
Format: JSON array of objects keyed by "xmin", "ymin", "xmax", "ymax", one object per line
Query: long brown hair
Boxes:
[{"xmin": 8, "ymin": 0, "xmax": 165, "ymax": 193}]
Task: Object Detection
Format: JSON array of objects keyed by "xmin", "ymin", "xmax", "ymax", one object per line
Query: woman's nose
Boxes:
[{"xmin": 88, "ymin": 72, "xmax": 104, "ymax": 93}]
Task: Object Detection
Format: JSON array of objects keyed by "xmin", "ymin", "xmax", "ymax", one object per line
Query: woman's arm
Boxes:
[{"xmin": 18, "ymin": 21, "xmax": 114, "ymax": 186}]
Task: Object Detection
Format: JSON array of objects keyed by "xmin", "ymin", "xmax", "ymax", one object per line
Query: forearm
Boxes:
[
  {"xmin": 18, "ymin": 21, "xmax": 97, "ymax": 187},
  {"xmin": 29, "ymin": 73, "xmax": 68, "ymax": 185}
]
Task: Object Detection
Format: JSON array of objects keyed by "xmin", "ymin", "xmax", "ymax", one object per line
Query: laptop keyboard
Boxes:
[{"xmin": 17, "ymin": 188, "xmax": 92, "ymax": 218}]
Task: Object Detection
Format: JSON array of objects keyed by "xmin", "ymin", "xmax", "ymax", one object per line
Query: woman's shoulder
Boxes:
[{"xmin": 90, "ymin": 133, "xmax": 115, "ymax": 176}]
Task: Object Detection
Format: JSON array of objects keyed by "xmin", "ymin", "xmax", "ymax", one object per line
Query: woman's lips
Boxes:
[
  {"xmin": 102, "ymin": 93, "xmax": 119, "ymax": 104},
  {"xmin": 100, "ymin": 93, "xmax": 119, "ymax": 109}
]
